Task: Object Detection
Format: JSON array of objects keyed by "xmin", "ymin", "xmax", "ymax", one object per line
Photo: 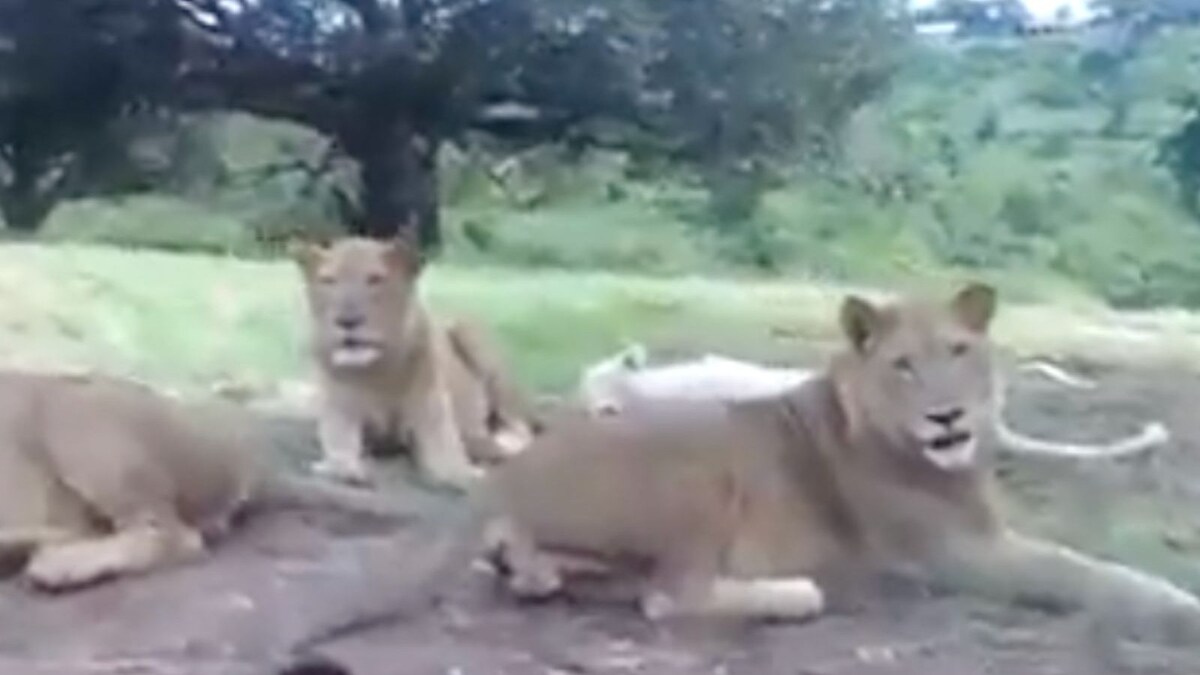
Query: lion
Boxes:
[
  {"xmin": 292, "ymin": 235, "xmax": 537, "ymax": 490},
  {"xmin": 0, "ymin": 370, "xmax": 433, "ymax": 592},
  {"xmin": 577, "ymin": 344, "xmax": 1169, "ymax": 459},
  {"xmin": 484, "ymin": 282, "xmax": 1200, "ymax": 644}
]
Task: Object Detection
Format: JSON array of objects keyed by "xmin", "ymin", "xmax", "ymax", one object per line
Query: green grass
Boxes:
[
  {"xmin": 41, "ymin": 196, "xmax": 257, "ymax": 255},
  {"xmin": 8, "ymin": 241, "xmax": 1200, "ymax": 400}
]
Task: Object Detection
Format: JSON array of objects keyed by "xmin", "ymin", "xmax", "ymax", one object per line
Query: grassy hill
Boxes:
[{"xmin": 6, "ymin": 242, "xmax": 1200, "ymax": 399}]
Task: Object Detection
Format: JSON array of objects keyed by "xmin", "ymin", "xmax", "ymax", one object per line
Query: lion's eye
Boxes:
[
  {"xmin": 366, "ymin": 273, "xmax": 385, "ymax": 286},
  {"xmin": 950, "ymin": 342, "xmax": 969, "ymax": 357},
  {"xmin": 892, "ymin": 356, "xmax": 914, "ymax": 374},
  {"xmin": 317, "ymin": 273, "xmax": 336, "ymax": 286}
]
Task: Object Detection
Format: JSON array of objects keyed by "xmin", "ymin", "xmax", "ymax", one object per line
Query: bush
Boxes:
[{"xmin": 40, "ymin": 196, "xmax": 255, "ymax": 255}]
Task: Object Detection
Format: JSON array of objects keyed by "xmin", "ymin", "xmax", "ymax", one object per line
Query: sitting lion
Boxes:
[
  {"xmin": 292, "ymin": 235, "xmax": 536, "ymax": 490},
  {"xmin": 0, "ymin": 370, "xmax": 426, "ymax": 592},
  {"xmin": 485, "ymin": 282, "xmax": 1200, "ymax": 644}
]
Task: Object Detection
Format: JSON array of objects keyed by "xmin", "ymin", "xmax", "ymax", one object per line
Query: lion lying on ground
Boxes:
[
  {"xmin": 577, "ymin": 344, "xmax": 1169, "ymax": 459},
  {"xmin": 0, "ymin": 370, "xmax": 430, "ymax": 592},
  {"xmin": 485, "ymin": 282, "xmax": 1200, "ymax": 644},
  {"xmin": 292, "ymin": 235, "xmax": 536, "ymax": 490}
]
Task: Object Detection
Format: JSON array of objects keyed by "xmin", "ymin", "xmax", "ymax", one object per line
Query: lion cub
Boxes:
[
  {"xmin": 485, "ymin": 283, "xmax": 1200, "ymax": 644},
  {"xmin": 293, "ymin": 236, "xmax": 535, "ymax": 490}
]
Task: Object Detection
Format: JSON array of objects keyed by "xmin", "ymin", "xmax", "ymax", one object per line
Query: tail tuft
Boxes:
[{"xmin": 276, "ymin": 654, "xmax": 353, "ymax": 675}]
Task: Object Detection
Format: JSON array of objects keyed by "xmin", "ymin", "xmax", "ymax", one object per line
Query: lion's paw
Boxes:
[
  {"xmin": 493, "ymin": 423, "xmax": 534, "ymax": 457},
  {"xmin": 310, "ymin": 457, "xmax": 372, "ymax": 485},
  {"xmin": 425, "ymin": 464, "xmax": 485, "ymax": 493},
  {"xmin": 25, "ymin": 548, "xmax": 109, "ymax": 591},
  {"xmin": 640, "ymin": 590, "xmax": 677, "ymax": 621},
  {"xmin": 507, "ymin": 558, "xmax": 563, "ymax": 600}
]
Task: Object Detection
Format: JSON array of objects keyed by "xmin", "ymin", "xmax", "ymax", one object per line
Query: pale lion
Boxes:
[
  {"xmin": 0, "ymin": 370, "xmax": 426, "ymax": 592},
  {"xmin": 578, "ymin": 345, "xmax": 1169, "ymax": 460},
  {"xmin": 485, "ymin": 283, "xmax": 1200, "ymax": 644},
  {"xmin": 293, "ymin": 236, "xmax": 536, "ymax": 490}
]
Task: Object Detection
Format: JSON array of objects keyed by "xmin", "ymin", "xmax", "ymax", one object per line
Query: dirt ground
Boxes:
[{"xmin": 2, "ymin": 361, "xmax": 1200, "ymax": 675}]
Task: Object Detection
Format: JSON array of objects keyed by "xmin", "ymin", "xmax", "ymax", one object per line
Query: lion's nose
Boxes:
[
  {"xmin": 925, "ymin": 407, "xmax": 964, "ymax": 427},
  {"xmin": 335, "ymin": 314, "xmax": 364, "ymax": 331}
]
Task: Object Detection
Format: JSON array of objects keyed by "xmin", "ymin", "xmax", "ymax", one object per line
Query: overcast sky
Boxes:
[{"xmin": 910, "ymin": 0, "xmax": 1100, "ymax": 22}]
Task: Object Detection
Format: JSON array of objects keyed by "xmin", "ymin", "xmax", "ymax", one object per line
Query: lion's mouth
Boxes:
[
  {"xmin": 922, "ymin": 430, "xmax": 976, "ymax": 471},
  {"xmin": 338, "ymin": 336, "xmax": 376, "ymax": 350},
  {"xmin": 928, "ymin": 430, "xmax": 972, "ymax": 452},
  {"xmin": 330, "ymin": 336, "xmax": 382, "ymax": 368}
]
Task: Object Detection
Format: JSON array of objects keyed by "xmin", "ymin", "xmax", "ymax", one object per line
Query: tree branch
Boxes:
[{"xmin": 335, "ymin": 0, "xmax": 392, "ymax": 35}]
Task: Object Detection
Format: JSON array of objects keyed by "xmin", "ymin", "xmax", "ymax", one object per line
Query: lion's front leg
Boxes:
[
  {"xmin": 929, "ymin": 531, "xmax": 1200, "ymax": 645},
  {"xmin": 0, "ymin": 526, "xmax": 78, "ymax": 554},
  {"xmin": 409, "ymin": 385, "xmax": 484, "ymax": 492},
  {"xmin": 640, "ymin": 535, "xmax": 825, "ymax": 623},
  {"xmin": 25, "ymin": 519, "xmax": 205, "ymax": 591},
  {"xmin": 640, "ymin": 577, "xmax": 826, "ymax": 623},
  {"xmin": 311, "ymin": 404, "xmax": 371, "ymax": 485}
]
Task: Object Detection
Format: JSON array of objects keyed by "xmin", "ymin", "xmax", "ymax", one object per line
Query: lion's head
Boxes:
[
  {"xmin": 292, "ymin": 236, "xmax": 422, "ymax": 371},
  {"xmin": 578, "ymin": 343, "xmax": 649, "ymax": 415},
  {"xmin": 833, "ymin": 282, "xmax": 997, "ymax": 472}
]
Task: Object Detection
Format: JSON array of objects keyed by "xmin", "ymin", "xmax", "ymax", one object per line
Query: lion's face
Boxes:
[
  {"xmin": 293, "ymin": 237, "xmax": 421, "ymax": 371},
  {"xmin": 837, "ymin": 283, "xmax": 997, "ymax": 472}
]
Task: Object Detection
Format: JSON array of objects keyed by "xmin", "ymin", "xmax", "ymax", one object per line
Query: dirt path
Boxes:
[{"xmin": 2, "ymin": 363, "xmax": 1200, "ymax": 675}]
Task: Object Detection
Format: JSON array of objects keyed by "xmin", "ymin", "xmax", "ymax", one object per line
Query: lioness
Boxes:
[
  {"xmin": 0, "ymin": 371, "xmax": 426, "ymax": 592},
  {"xmin": 486, "ymin": 283, "xmax": 1200, "ymax": 643},
  {"xmin": 293, "ymin": 236, "xmax": 536, "ymax": 490},
  {"xmin": 578, "ymin": 345, "xmax": 1169, "ymax": 459}
]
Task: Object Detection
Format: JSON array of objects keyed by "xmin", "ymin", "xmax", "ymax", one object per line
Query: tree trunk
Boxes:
[
  {"xmin": 0, "ymin": 167, "xmax": 59, "ymax": 233},
  {"xmin": 0, "ymin": 193, "xmax": 54, "ymax": 232},
  {"xmin": 340, "ymin": 117, "xmax": 442, "ymax": 252}
]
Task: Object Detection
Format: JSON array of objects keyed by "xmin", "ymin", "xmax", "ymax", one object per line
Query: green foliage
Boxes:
[
  {"xmin": 39, "ymin": 196, "xmax": 254, "ymax": 255},
  {"xmin": 23, "ymin": 24, "xmax": 1200, "ymax": 311}
]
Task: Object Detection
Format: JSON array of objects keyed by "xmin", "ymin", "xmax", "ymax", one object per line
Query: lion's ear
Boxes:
[
  {"xmin": 951, "ymin": 282, "xmax": 997, "ymax": 334},
  {"xmin": 620, "ymin": 343, "xmax": 648, "ymax": 371},
  {"xmin": 287, "ymin": 236, "xmax": 330, "ymax": 273},
  {"xmin": 384, "ymin": 216, "xmax": 424, "ymax": 277},
  {"xmin": 840, "ymin": 295, "xmax": 881, "ymax": 353}
]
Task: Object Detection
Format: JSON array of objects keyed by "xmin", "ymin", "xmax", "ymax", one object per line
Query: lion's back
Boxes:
[
  {"xmin": 0, "ymin": 372, "xmax": 254, "ymax": 529},
  {"xmin": 489, "ymin": 398, "xmax": 745, "ymax": 558},
  {"xmin": 0, "ymin": 372, "xmax": 99, "ymax": 529}
]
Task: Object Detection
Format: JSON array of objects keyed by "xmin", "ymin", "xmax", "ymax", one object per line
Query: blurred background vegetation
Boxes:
[{"xmin": 7, "ymin": 0, "xmax": 1200, "ymax": 311}]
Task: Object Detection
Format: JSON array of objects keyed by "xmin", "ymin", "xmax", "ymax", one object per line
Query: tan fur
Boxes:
[
  {"xmin": 485, "ymin": 283, "xmax": 1200, "ymax": 644},
  {"xmin": 293, "ymin": 236, "xmax": 535, "ymax": 490},
  {"xmin": 0, "ymin": 371, "xmax": 429, "ymax": 592}
]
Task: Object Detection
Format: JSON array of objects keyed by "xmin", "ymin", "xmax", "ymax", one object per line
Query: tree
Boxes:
[
  {"xmin": 1157, "ymin": 94, "xmax": 1200, "ymax": 218},
  {"xmin": 0, "ymin": 0, "xmax": 906, "ymax": 248},
  {"xmin": 0, "ymin": 1, "xmax": 145, "ymax": 230},
  {"xmin": 643, "ymin": 0, "xmax": 904, "ymax": 221},
  {"xmin": 1078, "ymin": 0, "xmax": 1164, "ymax": 138},
  {"xmin": 0, "ymin": 0, "xmax": 215, "ymax": 232}
]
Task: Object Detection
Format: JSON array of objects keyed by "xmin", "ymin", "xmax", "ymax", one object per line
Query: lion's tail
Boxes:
[
  {"xmin": 252, "ymin": 474, "xmax": 432, "ymax": 522},
  {"xmin": 281, "ymin": 483, "xmax": 493, "ymax": 653},
  {"xmin": 995, "ymin": 359, "xmax": 1170, "ymax": 459},
  {"xmin": 993, "ymin": 417, "xmax": 1169, "ymax": 459}
]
